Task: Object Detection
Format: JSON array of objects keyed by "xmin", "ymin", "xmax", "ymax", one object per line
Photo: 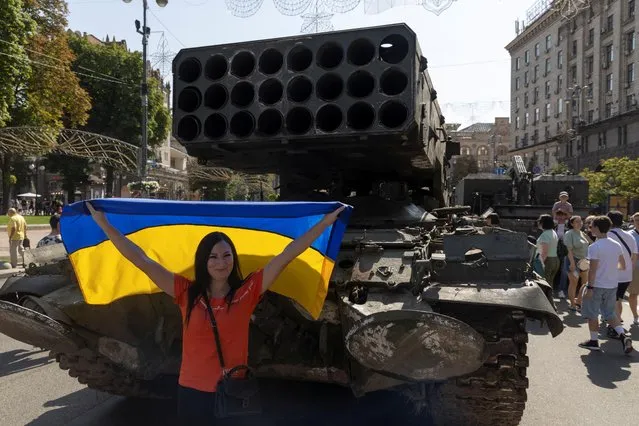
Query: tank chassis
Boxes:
[{"xmin": 0, "ymin": 24, "xmax": 563, "ymax": 425}]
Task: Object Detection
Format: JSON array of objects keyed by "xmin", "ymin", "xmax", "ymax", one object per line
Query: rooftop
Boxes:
[{"xmin": 457, "ymin": 123, "xmax": 495, "ymax": 133}]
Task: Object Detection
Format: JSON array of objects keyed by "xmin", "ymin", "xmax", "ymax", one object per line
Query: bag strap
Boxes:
[
  {"xmin": 202, "ymin": 296, "xmax": 226, "ymax": 368},
  {"xmin": 610, "ymin": 230, "xmax": 632, "ymax": 257}
]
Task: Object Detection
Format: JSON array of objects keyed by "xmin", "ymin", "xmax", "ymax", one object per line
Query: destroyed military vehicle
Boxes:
[{"xmin": 0, "ymin": 24, "xmax": 563, "ymax": 425}]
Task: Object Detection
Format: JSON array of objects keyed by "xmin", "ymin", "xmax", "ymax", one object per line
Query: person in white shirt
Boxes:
[
  {"xmin": 606, "ymin": 211, "xmax": 639, "ymax": 326},
  {"xmin": 579, "ymin": 216, "xmax": 632, "ymax": 353}
]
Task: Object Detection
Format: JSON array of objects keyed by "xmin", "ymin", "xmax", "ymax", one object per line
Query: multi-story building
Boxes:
[
  {"xmin": 506, "ymin": 0, "xmax": 639, "ymax": 173},
  {"xmin": 449, "ymin": 117, "xmax": 512, "ymax": 171}
]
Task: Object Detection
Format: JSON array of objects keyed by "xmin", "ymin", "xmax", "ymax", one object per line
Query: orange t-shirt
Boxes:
[{"xmin": 174, "ymin": 270, "xmax": 263, "ymax": 392}]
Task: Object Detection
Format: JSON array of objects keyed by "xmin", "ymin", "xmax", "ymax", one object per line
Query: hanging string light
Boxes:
[{"xmin": 225, "ymin": 0, "xmax": 459, "ymax": 33}]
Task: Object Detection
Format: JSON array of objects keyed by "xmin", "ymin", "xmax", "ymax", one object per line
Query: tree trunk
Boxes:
[
  {"xmin": 64, "ymin": 181, "xmax": 76, "ymax": 204},
  {"xmin": 1, "ymin": 153, "xmax": 13, "ymax": 212}
]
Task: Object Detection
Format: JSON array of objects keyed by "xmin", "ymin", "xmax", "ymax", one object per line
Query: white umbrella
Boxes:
[{"xmin": 17, "ymin": 193, "xmax": 41, "ymax": 198}]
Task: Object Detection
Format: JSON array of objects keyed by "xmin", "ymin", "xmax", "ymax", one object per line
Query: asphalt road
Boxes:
[{"xmin": 0, "ymin": 298, "xmax": 637, "ymax": 426}]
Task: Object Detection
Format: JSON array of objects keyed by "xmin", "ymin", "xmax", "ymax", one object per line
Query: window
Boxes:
[
  {"xmin": 515, "ymin": 57, "xmax": 521, "ymax": 70},
  {"xmin": 535, "ymin": 107, "xmax": 540, "ymax": 123},
  {"xmin": 605, "ymin": 102, "xmax": 613, "ymax": 118},
  {"xmin": 525, "ymin": 50, "xmax": 530, "ymax": 64},
  {"xmin": 557, "ymin": 98, "xmax": 564, "ymax": 114},
  {"xmin": 588, "ymin": 110, "xmax": 594, "ymax": 122},
  {"xmin": 627, "ymin": 93, "xmax": 636, "ymax": 109},
  {"xmin": 534, "ymin": 87, "xmax": 539, "ymax": 103},
  {"xmin": 525, "ymin": 71, "xmax": 529, "ymax": 85},
  {"xmin": 630, "ymin": 0, "xmax": 636, "ymax": 18},
  {"xmin": 515, "ymin": 96, "xmax": 520, "ymax": 110},
  {"xmin": 516, "ymin": 116, "xmax": 520, "ymax": 129},
  {"xmin": 606, "ymin": 14, "xmax": 613, "ymax": 32},
  {"xmin": 545, "ymin": 58, "xmax": 551, "ymax": 74},
  {"xmin": 627, "ymin": 63, "xmax": 635, "ymax": 83},
  {"xmin": 621, "ymin": 125, "xmax": 628, "ymax": 146},
  {"xmin": 524, "ymin": 92, "xmax": 529, "ymax": 106},
  {"xmin": 588, "ymin": 28, "xmax": 595, "ymax": 46},
  {"xmin": 626, "ymin": 32, "xmax": 635, "ymax": 54},
  {"xmin": 571, "ymin": 40, "xmax": 577, "ymax": 56},
  {"xmin": 606, "ymin": 73, "xmax": 614, "ymax": 91},
  {"xmin": 605, "ymin": 44, "xmax": 614, "ymax": 63},
  {"xmin": 545, "ymin": 80, "xmax": 551, "ymax": 97},
  {"xmin": 535, "ymin": 43, "xmax": 540, "ymax": 58},
  {"xmin": 546, "ymin": 35, "xmax": 552, "ymax": 50},
  {"xmin": 515, "ymin": 136, "xmax": 520, "ymax": 148},
  {"xmin": 515, "ymin": 77, "xmax": 520, "ymax": 90},
  {"xmin": 461, "ymin": 147, "xmax": 471, "ymax": 156},
  {"xmin": 534, "ymin": 65, "xmax": 539, "ymax": 81},
  {"xmin": 570, "ymin": 65, "xmax": 577, "ymax": 82},
  {"xmin": 525, "ymin": 112, "xmax": 530, "ymax": 126},
  {"xmin": 586, "ymin": 55, "xmax": 594, "ymax": 74},
  {"xmin": 477, "ymin": 146, "xmax": 488, "ymax": 156},
  {"xmin": 557, "ymin": 50, "xmax": 563, "ymax": 68},
  {"xmin": 557, "ymin": 74, "xmax": 563, "ymax": 91},
  {"xmin": 545, "ymin": 103, "xmax": 551, "ymax": 119}
]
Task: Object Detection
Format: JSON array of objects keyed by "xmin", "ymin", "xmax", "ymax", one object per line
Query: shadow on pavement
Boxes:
[
  {"xmin": 0, "ymin": 348, "xmax": 52, "ymax": 377},
  {"xmin": 580, "ymin": 340, "xmax": 639, "ymax": 389},
  {"xmin": 25, "ymin": 380, "xmax": 432, "ymax": 426}
]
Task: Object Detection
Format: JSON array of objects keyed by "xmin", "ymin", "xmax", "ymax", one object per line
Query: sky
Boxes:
[{"xmin": 66, "ymin": 0, "xmax": 538, "ymax": 127}]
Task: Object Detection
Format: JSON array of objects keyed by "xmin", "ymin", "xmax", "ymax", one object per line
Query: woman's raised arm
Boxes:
[
  {"xmin": 261, "ymin": 205, "xmax": 346, "ymax": 294},
  {"xmin": 86, "ymin": 202, "xmax": 175, "ymax": 296}
]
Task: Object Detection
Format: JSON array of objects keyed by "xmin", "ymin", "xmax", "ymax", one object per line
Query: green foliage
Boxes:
[
  {"xmin": 66, "ymin": 32, "xmax": 170, "ymax": 147},
  {"xmin": 580, "ymin": 157, "xmax": 639, "ymax": 204},
  {"xmin": 0, "ymin": 0, "xmax": 34, "ymax": 127},
  {"xmin": 451, "ymin": 155, "xmax": 479, "ymax": 186},
  {"xmin": 10, "ymin": 0, "xmax": 90, "ymax": 129},
  {"xmin": 548, "ymin": 162, "xmax": 571, "ymax": 175}
]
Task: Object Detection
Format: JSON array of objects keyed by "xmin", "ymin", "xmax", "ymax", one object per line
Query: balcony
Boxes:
[{"xmin": 560, "ymin": 143, "xmax": 639, "ymax": 172}]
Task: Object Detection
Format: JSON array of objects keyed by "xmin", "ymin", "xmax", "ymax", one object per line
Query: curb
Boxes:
[{"xmin": 0, "ymin": 224, "xmax": 50, "ymax": 230}]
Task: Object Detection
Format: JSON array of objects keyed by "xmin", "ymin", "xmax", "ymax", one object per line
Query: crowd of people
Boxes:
[
  {"xmin": 531, "ymin": 192, "xmax": 638, "ymax": 354},
  {"xmin": 5, "ymin": 205, "xmax": 64, "ymax": 268}
]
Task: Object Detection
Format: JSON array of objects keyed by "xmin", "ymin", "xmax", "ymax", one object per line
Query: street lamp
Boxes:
[
  {"xmin": 122, "ymin": 0, "xmax": 168, "ymax": 181},
  {"xmin": 28, "ymin": 160, "xmax": 46, "ymax": 215}
]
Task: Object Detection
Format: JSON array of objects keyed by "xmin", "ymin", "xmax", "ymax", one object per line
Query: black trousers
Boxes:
[{"xmin": 178, "ymin": 385, "xmax": 217, "ymax": 425}]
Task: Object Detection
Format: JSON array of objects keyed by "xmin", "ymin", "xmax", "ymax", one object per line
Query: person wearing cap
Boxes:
[{"xmin": 552, "ymin": 192, "xmax": 573, "ymax": 220}]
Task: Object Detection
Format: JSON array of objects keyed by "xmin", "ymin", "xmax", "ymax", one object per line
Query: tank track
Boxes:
[
  {"xmin": 428, "ymin": 309, "xmax": 529, "ymax": 426},
  {"xmin": 50, "ymin": 348, "xmax": 176, "ymax": 399}
]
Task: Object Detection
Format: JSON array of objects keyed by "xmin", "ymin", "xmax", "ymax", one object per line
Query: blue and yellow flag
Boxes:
[{"xmin": 60, "ymin": 199, "xmax": 351, "ymax": 319}]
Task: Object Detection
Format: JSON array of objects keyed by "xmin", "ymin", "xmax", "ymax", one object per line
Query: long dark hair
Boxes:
[{"xmin": 185, "ymin": 232, "xmax": 243, "ymax": 324}]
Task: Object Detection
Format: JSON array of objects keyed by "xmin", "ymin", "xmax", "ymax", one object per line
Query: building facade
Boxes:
[
  {"xmin": 449, "ymin": 117, "xmax": 512, "ymax": 172},
  {"xmin": 506, "ymin": 0, "xmax": 639, "ymax": 173}
]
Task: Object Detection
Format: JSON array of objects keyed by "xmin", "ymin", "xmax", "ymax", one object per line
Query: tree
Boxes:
[
  {"xmin": 42, "ymin": 153, "xmax": 89, "ymax": 202},
  {"xmin": 0, "ymin": 0, "xmax": 90, "ymax": 211},
  {"xmin": 451, "ymin": 155, "xmax": 479, "ymax": 186},
  {"xmin": 548, "ymin": 162, "xmax": 571, "ymax": 175},
  {"xmin": 580, "ymin": 157, "xmax": 639, "ymax": 204},
  {"xmin": 0, "ymin": 0, "xmax": 34, "ymax": 128},
  {"xmin": 66, "ymin": 31, "xmax": 170, "ymax": 195}
]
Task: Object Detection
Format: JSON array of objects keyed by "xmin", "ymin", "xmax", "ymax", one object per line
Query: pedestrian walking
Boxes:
[
  {"xmin": 536, "ymin": 214, "xmax": 560, "ymax": 291},
  {"xmin": 578, "ymin": 215, "xmax": 632, "ymax": 353},
  {"xmin": 624, "ymin": 212, "xmax": 639, "ymax": 325},
  {"xmin": 564, "ymin": 215, "xmax": 591, "ymax": 311},
  {"xmin": 6, "ymin": 208, "xmax": 27, "ymax": 268},
  {"xmin": 606, "ymin": 211, "xmax": 638, "ymax": 330}
]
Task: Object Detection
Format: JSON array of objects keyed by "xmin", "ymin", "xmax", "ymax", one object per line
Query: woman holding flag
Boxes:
[{"xmin": 85, "ymin": 201, "xmax": 346, "ymax": 424}]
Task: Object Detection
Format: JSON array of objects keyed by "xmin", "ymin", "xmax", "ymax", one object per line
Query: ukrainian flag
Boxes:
[{"xmin": 60, "ymin": 199, "xmax": 351, "ymax": 319}]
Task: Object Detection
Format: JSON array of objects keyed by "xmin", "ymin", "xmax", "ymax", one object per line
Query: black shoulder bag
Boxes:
[
  {"xmin": 202, "ymin": 297, "xmax": 262, "ymax": 418},
  {"xmin": 610, "ymin": 230, "xmax": 633, "ymax": 257}
]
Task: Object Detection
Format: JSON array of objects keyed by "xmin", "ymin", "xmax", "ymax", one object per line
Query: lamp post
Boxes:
[
  {"xmin": 28, "ymin": 160, "xmax": 46, "ymax": 215},
  {"xmin": 122, "ymin": 0, "xmax": 168, "ymax": 181}
]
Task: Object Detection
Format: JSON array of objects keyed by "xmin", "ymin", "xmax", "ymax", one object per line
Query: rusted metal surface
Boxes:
[
  {"xmin": 0, "ymin": 300, "xmax": 83, "ymax": 352},
  {"xmin": 344, "ymin": 310, "xmax": 487, "ymax": 381},
  {"xmin": 422, "ymin": 282, "xmax": 563, "ymax": 337}
]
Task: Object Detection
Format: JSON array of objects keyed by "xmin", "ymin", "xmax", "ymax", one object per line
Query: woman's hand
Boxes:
[
  {"xmin": 86, "ymin": 202, "xmax": 109, "ymax": 229},
  {"xmin": 321, "ymin": 205, "xmax": 346, "ymax": 225},
  {"xmin": 569, "ymin": 262, "xmax": 576, "ymax": 273}
]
